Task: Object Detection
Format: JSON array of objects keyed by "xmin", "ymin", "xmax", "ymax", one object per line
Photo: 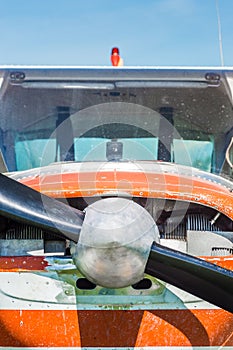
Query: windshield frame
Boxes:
[{"xmin": 0, "ymin": 67, "xmax": 233, "ymax": 176}]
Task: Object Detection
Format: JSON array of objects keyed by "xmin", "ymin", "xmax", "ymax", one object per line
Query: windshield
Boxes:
[
  {"xmin": 14, "ymin": 103, "xmax": 214, "ymax": 173},
  {"xmin": 0, "ymin": 68, "xmax": 233, "ymax": 176}
]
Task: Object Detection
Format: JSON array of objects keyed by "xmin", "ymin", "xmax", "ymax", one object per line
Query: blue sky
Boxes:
[{"xmin": 0, "ymin": 0, "xmax": 232, "ymax": 66}]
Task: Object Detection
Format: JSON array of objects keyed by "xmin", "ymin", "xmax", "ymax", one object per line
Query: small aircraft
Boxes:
[{"xmin": 0, "ymin": 51, "xmax": 233, "ymax": 348}]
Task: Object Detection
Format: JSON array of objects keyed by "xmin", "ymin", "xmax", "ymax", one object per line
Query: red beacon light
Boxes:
[{"xmin": 111, "ymin": 47, "xmax": 123, "ymax": 66}]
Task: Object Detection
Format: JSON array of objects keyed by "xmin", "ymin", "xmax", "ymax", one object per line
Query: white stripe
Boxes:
[{"xmin": 0, "ymin": 271, "xmax": 217, "ymax": 311}]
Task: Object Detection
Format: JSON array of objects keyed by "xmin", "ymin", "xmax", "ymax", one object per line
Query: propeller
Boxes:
[{"xmin": 1, "ymin": 173, "xmax": 233, "ymax": 313}]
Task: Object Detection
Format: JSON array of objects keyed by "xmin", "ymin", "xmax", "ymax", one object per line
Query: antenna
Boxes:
[{"xmin": 215, "ymin": 0, "xmax": 224, "ymax": 66}]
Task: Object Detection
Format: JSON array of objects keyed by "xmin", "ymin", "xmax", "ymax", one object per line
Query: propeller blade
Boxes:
[
  {"xmin": 146, "ymin": 242, "xmax": 233, "ymax": 313},
  {"xmin": 0, "ymin": 173, "xmax": 84, "ymax": 242}
]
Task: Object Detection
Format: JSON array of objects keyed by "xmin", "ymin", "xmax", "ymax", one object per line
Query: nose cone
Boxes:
[{"xmin": 72, "ymin": 197, "xmax": 159, "ymax": 288}]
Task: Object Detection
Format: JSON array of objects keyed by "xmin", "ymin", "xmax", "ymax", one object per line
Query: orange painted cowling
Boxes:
[{"xmin": 18, "ymin": 166, "xmax": 233, "ymax": 221}]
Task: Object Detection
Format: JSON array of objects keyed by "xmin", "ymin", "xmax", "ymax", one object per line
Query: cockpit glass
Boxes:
[
  {"xmin": 0, "ymin": 76, "xmax": 232, "ymax": 175},
  {"xmin": 14, "ymin": 102, "xmax": 214, "ymax": 173}
]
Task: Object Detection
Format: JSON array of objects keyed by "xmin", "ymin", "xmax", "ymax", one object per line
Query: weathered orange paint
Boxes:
[
  {"xmin": 0, "ymin": 256, "xmax": 49, "ymax": 271},
  {"xmin": 135, "ymin": 309, "xmax": 233, "ymax": 347},
  {"xmin": 19, "ymin": 169, "xmax": 233, "ymax": 220},
  {"xmin": 204, "ymin": 256, "xmax": 233, "ymax": 270},
  {"xmin": 0, "ymin": 310, "xmax": 81, "ymax": 347},
  {"xmin": 0, "ymin": 309, "xmax": 232, "ymax": 347}
]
